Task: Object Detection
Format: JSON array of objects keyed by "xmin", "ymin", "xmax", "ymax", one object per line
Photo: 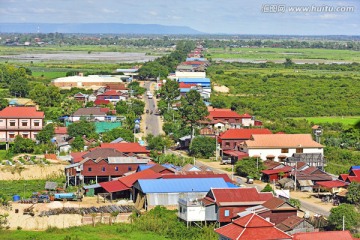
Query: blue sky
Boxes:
[{"xmin": 0, "ymin": 0, "xmax": 359, "ymax": 35}]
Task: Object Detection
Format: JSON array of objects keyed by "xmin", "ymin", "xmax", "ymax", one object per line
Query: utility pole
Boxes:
[
  {"xmin": 343, "ymin": 215, "xmax": 345, "ymax": 231},
  {"xmin": 294, "ymin": 161, "xmax": 297, "ymax": 191}
]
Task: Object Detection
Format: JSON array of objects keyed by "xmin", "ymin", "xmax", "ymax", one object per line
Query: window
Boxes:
[
  {"xmin": 22, "ymin": 134, "xmax": 29, "ymax": 139},
  {"xmin": 224, "ymin": 210, "xmax": 230, "ymax": 217},
  {"xmin": 225, "ymin": 119, "xmax": 229, "ymax": 122},
  {"xmin": 34, "ymin": 121, "xmax": 40, "ymax": 127},
  {"xmin": 235, "ymin": 118, "xmax": 239, "ymax": 122},
  {"xmin": 128, "ymin": 167, "xmax": 132, "ymax": 171},
  {"xmin": 225, "ymin": 142, "xmax": 230, "ymax": 147},
  {"xmin": 9, "ymin": 121, "xmax": 16, "ymax": 126},
  {"xmin": 281, "ymin": 148, "xmax": 289, "ymax": 153},
  {"xmin": 296, "ymin": 148, "xmax": 303, "ymax": 153},
  {"xmin": 22, "ymin": 122, "xmax": 28, "ymax": 127},
  {"xmin": 102, "ymin": 167, "xmax": 106, "ymax": 172},
  {"xmin": 88, "ymin": 167, "xmax": 92, "ymax": 172},
  {"xmin": 9, "ymin": 134, "xmax": 15, "ymax": 138},
  {"xmin": 115, "ymin": 166, "xmax": 119, "ymax": 171}
]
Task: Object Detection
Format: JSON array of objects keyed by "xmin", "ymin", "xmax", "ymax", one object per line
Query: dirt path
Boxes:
[{"xmin": 0, "ymin": 164, "xmax": 66, "ymax": 180}]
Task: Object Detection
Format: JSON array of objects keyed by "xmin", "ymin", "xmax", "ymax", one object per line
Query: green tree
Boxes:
[
  {"xmin": 29, "ymin": 84, "xmax": 61, "ymax": 107},
  {"xmin": 101, "ymin": 128, "xmax": 134, "ymax": 143},
  {"xmin": 71, "ymin": 136, "xmax": 85, "ymax": 151},
  {"xmin": 115, "ymin": 101, "xmax": 128, "ymax": 115},
  {"xmin": 67, "ymin": 120, "xmax": 96, "ymax": 139},
  {"xmin": 128, "ymin": 99, "xmax": 145, "ymax": 116},
  {"xmin": 9, "ymin": 77, "xmax": 29, "ymax": 97},
  {"xmin": 261, "ymin": 183, "xmax": 274, "ymax": 193},
  {"xmin": 346, "ymin": 182, "xmax": 360, "ymax": 205},
  {"xmin": 189, "ymin": 136, "xmax": 216, "ymax": 159},
  {"xmin": 12, "ymin": 135, "xmax": 35, "ymax": 154},
  {"xmin": 36, "ymin": 123, "xmax": 55, "ymax": 144},
  {"xmin": 235, "ymin": 157, "xmax": 265, "ymax": 179},
  {"xmin": 284, "ymin": 58, "xmax": 294, "ymax": 68},
  {"xmin": 289, "ymin": 198, "xmax": 301, "ymax": 209},
  {"xmin": 179, "ymin": 90, "xmax": 208, "ymax": 140},
  {"xmin": 0, "ymin": 98, "xmax": 8, "ymax": 110},
  {"xmin": 160, "ymin": 79, "xmax": 180, "ymax": 111},
  {"xmin": 146, "ymin": 134, "xmax": 174, "ymax": 152},
  {"xmin": 328, "ymin": 204, "xmax": 360, "ymax": 231},
  {"xmin": 128, "ymin": 81, "xmax": 146, "ymax": 96}
]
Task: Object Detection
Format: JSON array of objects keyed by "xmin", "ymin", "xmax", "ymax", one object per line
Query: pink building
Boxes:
[{"xmin": 0, "ymin": 107, "xmax": 44, "ymax": 142}]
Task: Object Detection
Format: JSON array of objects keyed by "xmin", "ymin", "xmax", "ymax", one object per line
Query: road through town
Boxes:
[{"xmin": 143, "ymin": 81, "xmax": 162, "ymax": 136}]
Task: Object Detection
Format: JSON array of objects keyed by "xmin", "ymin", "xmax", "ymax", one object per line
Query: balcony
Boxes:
[{"xmin": 0, "ymin": 126, "xmax": 43, "ymax": 130}]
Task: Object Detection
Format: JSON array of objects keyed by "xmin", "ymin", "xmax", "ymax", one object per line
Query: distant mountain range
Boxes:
[{"xmin": 0, "ymin": 23, "xmax": 204, "ymax": 35}]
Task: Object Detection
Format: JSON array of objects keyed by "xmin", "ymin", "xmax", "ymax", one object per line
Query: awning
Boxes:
[
  {"xmin": 297, "ymin": 180, "xmax": 313, "ymax": 187},
  {"xmin": 83, "ymin": 183, "xmax": 101, "ymax": 190},
  {"xmin": 266, "ymin": 155, "xmax": 275, "ymax": 158},
  {"xmin": 252, "ymin": 154, "xmax": 261, "ymax": 158},
  {"xmin": 99, "ymin": 180, "xmax": 130, "ymax": 193},
  {"xmin": 223, "ymin": 150, "xmax": 249, "ymax": 159},
  {"xmin": 278, "ymin": 155, "xmax": 287, "ymax": 158}
]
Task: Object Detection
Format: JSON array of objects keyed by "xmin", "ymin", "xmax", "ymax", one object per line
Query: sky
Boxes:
[{"xmin": 0, "ymin": 0, "xmax": 359, "ymax": 35}]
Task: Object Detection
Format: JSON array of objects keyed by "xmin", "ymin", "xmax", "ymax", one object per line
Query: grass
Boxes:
[
  {"xmin": 32, "ymin": 71, "xmax": 67, "ymax": 79},
  {"xmin": 292, "ymin": 116, "xmax": 360, "ymax": 126},
  {"xmin": 206, "ymin": 47, "xmax": 360, "ymax": 62},
  {"xmin": 0, "ymin": 224, "xmax": 168, "ymax": 240}
]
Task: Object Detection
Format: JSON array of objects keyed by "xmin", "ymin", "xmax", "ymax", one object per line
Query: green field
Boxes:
[
  {"xmin": 292, "ymin": 116, "xmax": 360, "ymax": 126},
  {"xmin": 206, "ymin": 47, "xmax": 360, "ymax": 62},
  {"xmin": 32, "ymin": 71, "xmax": 67, "ymax": 79},
  {"xmin": 0, "ymin": 224, "xmax": 168, "ymax": 240}
]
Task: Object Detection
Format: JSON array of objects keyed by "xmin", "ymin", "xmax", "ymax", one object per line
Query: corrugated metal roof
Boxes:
[
  {"xmin": 178, "ymin": 78, "xmax": 210, "ymax": 83},
  {"xmin": 83, "ymin": 183, "xmax": 101, "ymax": 189},
  {"xmin": 137, "ymin": 178, "xmax": 228, "ymax": 193},
  {"xmin": 107, "ymin": 157, "xmax": 149, "ymax": 164},
  {"xmin": 99, "ymin": 180, "xmax": 129, "ymax": 193}
]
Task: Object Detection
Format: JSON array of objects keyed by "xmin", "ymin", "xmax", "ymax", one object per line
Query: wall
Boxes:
[
  {"xmin": 175, "ymin": 71, "xmax": 206, "ymax": 78},
  {"xmin": 246, "ymin": 147, "xmax": 323, "ymax": 162},
  {"xmin": 80, "ymin": 160, "xmax": 140, "ymax": 177}
]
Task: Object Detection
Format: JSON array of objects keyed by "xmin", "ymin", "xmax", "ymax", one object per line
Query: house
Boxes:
[
  {"xmin": 261, "ymin": 166, "xmax": 293, "ymax": 182},
  {"xmin": 0, "ymin": 106, "xmax": 45, "ymax": 142},
  {"xmin": 69, "ymin": 107, "xmax": 108, "ymax": 122},
  {"xmin": 198, "ymin": 188, "xmax": 273, "ymax": 223},
  {"xmin": 239, "ymin": 197, "xmax": 298, "ymax": 225},
  {"xmin": 206, "ymin": 108, "xmax": 242, "ymax": 129},
  {"xmin": 105, "ymin": 83, "xmax": 128, "ymax": 93},
  {"xmin": 96, "ymin": 90, "xmax": 127, "ymax": 104},
  {"xmin": 315, "ymin": 180, "xmax": 349, "ymax": 194},
  {"xmin": 293, "ymin": 166, "xmax": 333, "ymax": 192},
  {"xmin": 276, "ymin": 215, "xmax": 315, "ymax": 235},
  {"xmin": 339, "ymin": 166, "xmax": 360, "ymax": 183},
  {"xmin": 65, "ymin": 154, "xmax": 150, "ymax": 186},
  {"xmin": 54, "ymin": 126, "xmax": 68, "ymax": 144},
  {"xmin": 293, "ymin": 230, "xmax": 358, "ymax": 240},
  {"xmin": 73, "ymin": 92, "xmax": 88, "ymax": 102},
  {"xmin": 133, "ymin": 178, "xmax": 231, "ymax": 210},
  {"xmin": 219, "ymin": 128, "xmax": 273, "ymax": 151},
  {"xmin": 241, "ymin": 134, "xmax": 324, "ymax": 162},
  {"xmin": 174, "ymin": 72, "xmax": 207, "ymax": 79},
  {"xmin": 214, "ymin": 213, "xmax": 292, "ymax": 240},
  {"xmin": 99, "ymin": 142, "xmax": 150, "ymax": 155}
]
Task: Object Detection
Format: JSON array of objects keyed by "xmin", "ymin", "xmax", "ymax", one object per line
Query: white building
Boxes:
[{"xmin": 240, "ymin": 134, "xmax": 324, "ymax": 162}]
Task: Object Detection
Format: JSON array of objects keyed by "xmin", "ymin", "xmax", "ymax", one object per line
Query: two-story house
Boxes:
[
  {"xmin": 0, "ymin": 106, "xmax": 44, "ymax": 142},
  {"xmin": 241, "ymin": 134, "xmax": 324, "ymax": 162}
]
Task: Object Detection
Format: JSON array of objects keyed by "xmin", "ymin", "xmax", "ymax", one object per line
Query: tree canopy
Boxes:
[
  {"xmin": 12, "ymin": 135, "xmax": 35, "ymax": 154},
  {"xmin": 67, "ymin": 120, "xmax": 97, "ymax": 139},
  {"xmin": 36, "ymin": 123, "xmax": 55, "ymax": 144},
  {"xmin": 346, "ymin": 182, "xmax": 360, "ymax": 205},
  {"xmin": 235, "ymin": 157, "xmax": 265, "ymax": 179},
  {"xmin": 327, "ymin": 204, "xmax": 360, "ymax": 231},
  {"xmin": 101, "ymin": 128, "xmax": 134, "ymax": 143},
  {"xmin": 160, "ymin": 79, "xmax": 180, "ymax": 111},
  {"xmin": 29, "ymin": 84, "xmax": 61, "ymax": 107},
  {"xmin": 189, "ymin": 136, "xmax": 216, "ymax": 159}
]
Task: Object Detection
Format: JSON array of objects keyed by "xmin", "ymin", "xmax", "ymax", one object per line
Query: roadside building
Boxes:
[
  {"xmin": 241, "ymin": 134, "xmax": 324, "ymax": 162},
  {"xmin": 52, "ymin": 74, "xmax": 124, "ymax": 89},
  {"xmin": 261, "ymin": 166, "xmax": 293, "ymax": 182},
  {"xmin": 178, "ymin": 78, "xmax": 210, "ymax": 87},
  {"xmin": 69, "ymin": 107, "xmax": 108, "ymax": 122},
  {"xmin": 276, "ymin": 215, "xmax": 315, "ymax": 235},
  {"xmin": 133, "ymin": 178, "xmax": 231, "ymax": 210},
  {"xmin": 0, "ymin": 106, "xmax": 44, "ymax": 142}
]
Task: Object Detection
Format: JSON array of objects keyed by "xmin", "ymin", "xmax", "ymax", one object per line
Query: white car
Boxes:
[
  {"xmin": 146, "ymin": 91, "xmax": 151, "ymax": 96},
  {"xmin": 148, "ymin": 94, "xmax": 153, "ymax": 99}
]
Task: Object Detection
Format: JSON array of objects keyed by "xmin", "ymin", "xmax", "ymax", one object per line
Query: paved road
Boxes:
[
  {"xmin": 194, "ymin": 160, "xmax": 330, "ymax": 217},
  {"xmin": 143, "ymin": 81, "xmax": 162, "ymax": 136}
]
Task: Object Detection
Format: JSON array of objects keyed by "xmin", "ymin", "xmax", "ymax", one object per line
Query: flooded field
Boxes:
[{"xmin": 0, "ymin": 51, "xmax": 159, "ymax": 63}]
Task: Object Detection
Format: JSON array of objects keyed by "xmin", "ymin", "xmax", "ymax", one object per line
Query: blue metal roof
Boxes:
[
  {"xmin": 137, "ymin": 178, "xmax": 228, "ymax": 193},
  {"xmin": 180, "ymin": 88, "xmax": 191, "ymax": 93},
  {"xmin": 226, "ymin": 182, "xmax": 239, "ymax": 188},
  {"xmin": 137, "ymin": 164, "xmax": 155, "ymax": 172},
  {"xmin": 162, "ymin": 163, "xmax": 182, "ymax": 171},
  {"xmin": 350, "ymin": 166, "xmax": 360, "ymax": 171},
  {"xmin": 178, "ymin": 78, "xmax": 210, "ymax": 83}
]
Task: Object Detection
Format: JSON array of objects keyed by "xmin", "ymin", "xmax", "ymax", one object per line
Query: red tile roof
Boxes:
[
  {"xmin": 293, "ymin": 230, "xmax": 356, "ymax": 240},
  {"xmin": 0, "ymin": 107, "xmax": 44, "ymax": 118},
  {"xmin": 44, "ymin": 154, "xmax": 57, "ymax": 160},
  {"xmin": 118, "ymin": 169, "xmax": 162, "ymax": 188},
  {"xmin": 316, "ymin": 180, "xmax": 348, "ymax": 188},
  {"xmin": 71, "ymin": 151, "xmax": 88, "ymax": 163},
  {"xmin": 99, "ymin": 90, "xmax": 122, "ymax": 96},
  {"xmin": 244, "ymin": 134, "xmax": 324, "ymax": 148},
  {"xmin": 54, "ymin": 127, "xmax": 68, "ymax": 135},
  {"xmin": 208, "ymin": 110, "xmax": 242, "ymax": 119},
  {"xmin": 99, "ymin": 180, "xmax": 129, "ymax": 193},
  {"xmin": 179, "ymin": 82, "xmax": 197, "ymax": 88},
  {"xmin": 263, "ymin": 160, "xmax": 283, "ymax": 170},
  {"xmin": 94, "ymin": 99, "xmax": 110, "ymax": 105},
  {"xmin": 208, "ymin": 188, "xmax": 273, "ymax": 206},
  {"xmin": 276, "ymin": 215, "xmax": 306, "ymax": 232},
  {"xmin": 223, "ymin": 150, "xmax": 249, "ymax": 159},
  {"xmin": 261, "ymin": 166, "xmax": 293, "ymax": 175},
  {"xmin": 100, "ymin": 143, "xmax": 150, "ymax": 154},
  {"xmin": 219, "ymin": 129, "xmax": 272, "ymax": 140},
  {"xmin": 215, "ymin": 213, "xmax": 292, "ymax": 240},
  {"xmin": 162, "ymin": 173, "xmax": 232, "ymax": 183},
  {"xmin": 106, "ymin": 84, "xmax": 128, "ymax": 91}
]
